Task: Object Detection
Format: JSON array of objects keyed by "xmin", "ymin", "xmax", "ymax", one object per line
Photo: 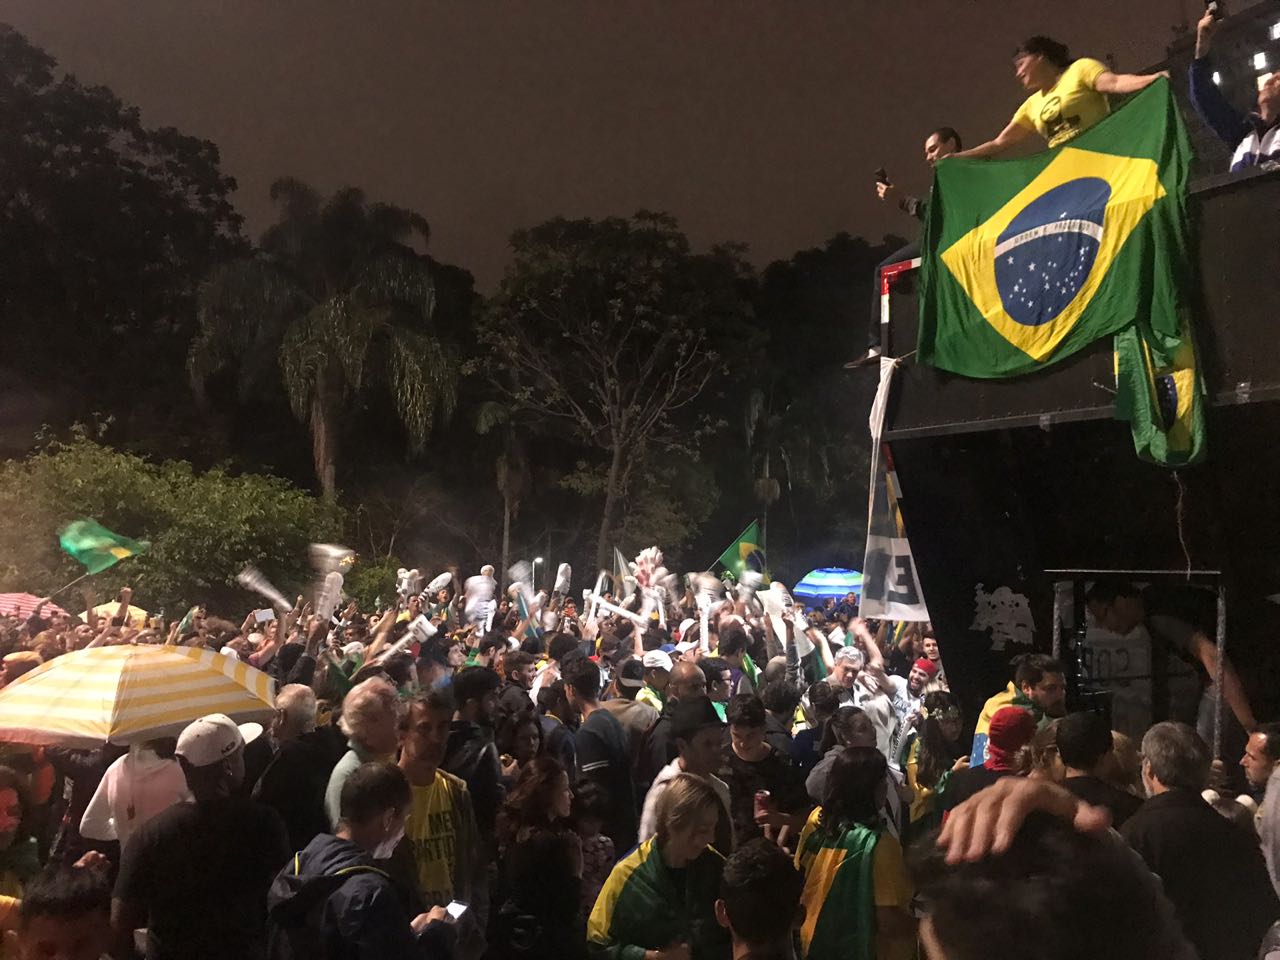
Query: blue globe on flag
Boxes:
[{"xmin": 993, "ymin": 177, "xmax": 1111, "ymax": 328}]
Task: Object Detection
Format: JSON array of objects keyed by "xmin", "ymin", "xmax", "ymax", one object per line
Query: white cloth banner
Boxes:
[{"xmin": 859, "ymin": 361, "xmax": 931, "ymax": 622}]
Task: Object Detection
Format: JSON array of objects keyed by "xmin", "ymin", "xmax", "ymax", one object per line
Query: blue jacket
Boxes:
[
  {"xmin": 267, "ymin": 834, "xmax": 451, "ymax": 960},
  {"xmin": 1189, "ymin": 57, "xmax": 1280, "ymax": 171}
]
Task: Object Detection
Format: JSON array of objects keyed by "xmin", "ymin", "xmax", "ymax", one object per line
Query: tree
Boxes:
[
  {"xmin": 190, "ymin": 179, "xmax": 459, "ymax": 498},
  {"xmin": 0, "ymin": 25, "xmax": 244, "ymax": 454},
  {"xmin": 0, "ymin": 430, "xmax": 342, "ymax": 614},
  {"xmin": 481, "ymin": 212, "xmax": 753, "ymax": 567}
]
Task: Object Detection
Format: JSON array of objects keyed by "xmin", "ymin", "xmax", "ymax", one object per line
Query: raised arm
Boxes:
[
  {"xmin": 1094, "ymin": 70, "xmax": 1169, "ymax": 95},
  {"xmin": 951, "ymin": 119, "xmax": 1036, "ymax": 159}
]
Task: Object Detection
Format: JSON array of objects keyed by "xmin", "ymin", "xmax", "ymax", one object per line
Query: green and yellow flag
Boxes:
[
  {"xmin": 716, "ymin": 520, "xmax": 767, "ymax": 577},
  {"xmin": 58, "ymin": 519, "xmax": 150, "ymax": 575},
  {"xmin": 918, "ymin": 79, "xmax": 1204, "ymax": 465}
]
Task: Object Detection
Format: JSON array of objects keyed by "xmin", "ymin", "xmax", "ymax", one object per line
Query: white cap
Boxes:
[
  {"xmin": 642, "ymin": 650, "xmax": 673, "ymax": 672},
  {"xmin": 674, "ymin": 639, "xmax": 698, "ymax": 654},
  {"xmin": 175, "ymin": 713, "xmax": 262, "ymax": 768},
  {"xmin": 676, "ymin": 618, "xmax": 697, "ymax": 642}
]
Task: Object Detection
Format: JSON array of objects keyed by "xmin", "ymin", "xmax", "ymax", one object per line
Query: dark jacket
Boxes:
[
  {"xmin": 267, "ymin": 834, "xmax": 451, "ymax": 960},
  {"xmin": 443, "ymin": 720, "xmax": 503, "ymax": 834},
  {"xmin": 255, "ymin": 729, "xmax": 347, "ymax": 852},
  {"xmin": 1189, "ymin": 56, "xmax": 1280, "ymax": 172},
  {"xmin": 1121, "ymin": 789, "xmax": 1279, "ymax": 960},
  {"xmin": 497, "ymin": 681, "xmax": 533, "ymax": 721}
]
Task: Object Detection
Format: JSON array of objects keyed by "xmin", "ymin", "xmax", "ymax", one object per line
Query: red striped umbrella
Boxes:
[{"xmin": 0, "ymin": 594, "xmax": 69, "ymax": 621}]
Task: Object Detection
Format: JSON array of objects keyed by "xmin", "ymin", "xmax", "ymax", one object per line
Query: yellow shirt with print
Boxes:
[
  {"xmin": 1012, "ymin": 57, "xmax": 1109, "ymax": 148},
  {"xmin": 405, "ymin": 770, "xmax": 458, "ymax": 906}
]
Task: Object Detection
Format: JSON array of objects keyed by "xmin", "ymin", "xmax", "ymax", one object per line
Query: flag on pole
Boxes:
[
  {"xmin": 58, "ymin": 520, "xmax": 150, "ymax": 575},
  {"xmin": 715, "ymin": 521, "xmax": 767, "ymax": 578}
]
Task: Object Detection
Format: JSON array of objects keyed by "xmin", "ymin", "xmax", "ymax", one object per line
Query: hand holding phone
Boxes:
[{"xmin": 445, "ymin": 900, "xmax": 468, "ymax": 921}]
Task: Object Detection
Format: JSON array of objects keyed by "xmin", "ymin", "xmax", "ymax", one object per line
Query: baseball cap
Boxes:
[
  {"xmin": 642, "ymin": 650, "xmax": 673, "ymax": 672},
  {"xmin": 618, "ymin": 658, "xmax": 645, "ymax": 688},
  {"xmin": 175, "ymin": 713, "xmax": 263, "ymax": 768},
  {"xmin": 670, "ymin": 696, "xmax": 725, "ymax": 740},
  {"xmin": 676, "ymin": 618, "xmax": 697, "ymax": 642}
]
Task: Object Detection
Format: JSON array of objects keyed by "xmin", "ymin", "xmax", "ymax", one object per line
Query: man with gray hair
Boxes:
[
  {"xmin": 255, "ymin": 684, "xmax": 346, "ymax": 851},
  {"xmin": 1121, "ymin": 722, "xmax": 1278, "ymax": 960},
  {"xmin": 325, "ymin": 677, "xmax": 403, "ymax": 829}
]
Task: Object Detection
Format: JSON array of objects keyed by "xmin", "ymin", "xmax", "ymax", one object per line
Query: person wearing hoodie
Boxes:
[
  {"xmin": 79, "ymin": 739, "xmax": 191, "ymax": 854},
  {"xmin": 267, "ymin": 761, "xmax": 452, "ymax": 960}
]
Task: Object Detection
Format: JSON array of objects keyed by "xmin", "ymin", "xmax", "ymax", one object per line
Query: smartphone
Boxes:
[
  {"xmin": 254, "ymin": 608, "xmax": 276, "ymax": 623},
  {"xmin": 445, "ymin": 900, "xmax": 468, "ymax": 920},
  {"xmin": 1205, "ymin": 0, "xmax": 1223, "ymax": 19},
  {"xmin": 874, "ymin": 166, "xmax": 891, "ymax": 185}
]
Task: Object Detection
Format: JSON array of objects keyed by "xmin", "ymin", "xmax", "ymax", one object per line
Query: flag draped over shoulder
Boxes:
[
  {"xmin": 58, "ymin": 519, "xmax": 150, "ymax": 575},
  {"xmin": 918, "ymin": 80, "xmax": 1204, "ymax": 465}
]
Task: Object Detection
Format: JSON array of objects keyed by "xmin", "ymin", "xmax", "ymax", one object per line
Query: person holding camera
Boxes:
[
  {"xmin": 847, "ymin": 127, "xmax": 962, "ymax": 368},
  {"xmin": 1190, "ymin": 5, "xmax": 1280, "ymax": 172}
]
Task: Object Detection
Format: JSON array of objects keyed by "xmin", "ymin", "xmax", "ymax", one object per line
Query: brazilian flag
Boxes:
[
  {"xmin": 716, "ymin": 520, "xmax": 767, "ymax": 577},
  {"xmin": 58, "ymin": 519, "xmax": 150, "ymax": 574},
  {"xmin": 918, "ymin": 79, "xmax": 1204, "ymax": 465}
]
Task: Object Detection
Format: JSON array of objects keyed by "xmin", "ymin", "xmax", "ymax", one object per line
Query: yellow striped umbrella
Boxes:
[{"xmin": 0, "ymin": 645, "xmax": 276, "ymax": 747}]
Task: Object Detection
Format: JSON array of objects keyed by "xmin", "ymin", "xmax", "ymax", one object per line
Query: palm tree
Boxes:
[
  {"xmin": 474, "ymin": 401, "xmax": 530, "ymax": 586},
  {"xmin": 190, "ymin": 179, "xmax": 458, "ymax": 498}
]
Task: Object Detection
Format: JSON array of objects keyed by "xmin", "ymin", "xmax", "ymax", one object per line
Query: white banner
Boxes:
[{"xmin": 859, "ymin": 361, "xmax": 931, "ymax": 622}]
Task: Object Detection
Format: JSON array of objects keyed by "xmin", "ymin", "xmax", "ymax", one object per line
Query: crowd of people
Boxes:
[
  {"xmin": 0, "ymin": 546, "xmax": 1278, "ymax": 960},
  {"xmin": 0, "ymin": 19, "xmax": 1277, "ymax": 960}
]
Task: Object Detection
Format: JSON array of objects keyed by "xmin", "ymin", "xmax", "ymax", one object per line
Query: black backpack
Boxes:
[{"xmin": 267, "ymin": 859, "xmax": 390, "ymax": 960}]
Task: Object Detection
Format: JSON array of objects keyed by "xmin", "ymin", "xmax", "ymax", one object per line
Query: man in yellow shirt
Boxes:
[
  {"xmin": 954, "ymin": 36, "xmax": 1168, "ymax": 158},
  {"xmin": 397, "ymin": 689, "xmax": 483, "ymax": 951}
]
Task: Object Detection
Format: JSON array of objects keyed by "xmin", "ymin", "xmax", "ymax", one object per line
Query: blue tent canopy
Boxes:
[{"xmin": 793, "ymin": 567, "xmax": 862, "ymax": 601}]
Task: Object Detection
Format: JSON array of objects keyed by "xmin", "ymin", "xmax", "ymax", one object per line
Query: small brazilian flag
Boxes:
[
  {"xmin": 58, "ymin": 519, "xmax": 150, "ymax": 574},
  {"xmin": 918, "ymin": 79, "xmax": 1203, "ymax": 465},
  {"xmin": 716, "ymin": 520, "xmax": 767, "ymax": 577}
]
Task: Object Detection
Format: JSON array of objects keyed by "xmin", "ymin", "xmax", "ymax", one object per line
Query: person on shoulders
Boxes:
[
  {"xmin": 954, "ymin": 36, "xmax": 1168, "ymax": 158},
  {"xmin": 1189, "ymin": 6, "xmax": 1280, "ymax": 172}
]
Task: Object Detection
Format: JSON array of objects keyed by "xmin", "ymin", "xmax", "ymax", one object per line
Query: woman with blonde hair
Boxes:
[{"xmin": 588, "ymin": 773, "xmax": 729, "ymax": 960}]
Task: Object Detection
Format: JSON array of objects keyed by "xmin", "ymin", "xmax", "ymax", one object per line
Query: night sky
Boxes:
[{"xmin": 4, "ymin": 1, "xmax": 1234, "ymax": 288}]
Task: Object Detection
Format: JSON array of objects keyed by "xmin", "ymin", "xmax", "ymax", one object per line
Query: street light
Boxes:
[{"xmin": 532, "ymin": 557, "xmax": 543, "ymax": 590}]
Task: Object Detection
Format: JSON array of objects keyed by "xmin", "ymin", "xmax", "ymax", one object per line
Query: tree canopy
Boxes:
[{"xmin": 0, "ymin": 430, "xmax": 342, "ymax": 614}]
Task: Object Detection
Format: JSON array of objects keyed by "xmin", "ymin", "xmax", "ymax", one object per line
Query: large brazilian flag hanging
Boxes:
[{"xmin": 918, "ymin": 79, "xmax": 1204, "ymax": 466}]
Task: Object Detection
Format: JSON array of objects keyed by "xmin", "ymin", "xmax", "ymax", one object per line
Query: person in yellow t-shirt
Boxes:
[
  {"xmin": 953, "ymin": 36, "xmax": 1169, "ymax": 159},
  {"xmin": 398, "ymin": 691, "xmax": 482, "ymax": 914}
]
